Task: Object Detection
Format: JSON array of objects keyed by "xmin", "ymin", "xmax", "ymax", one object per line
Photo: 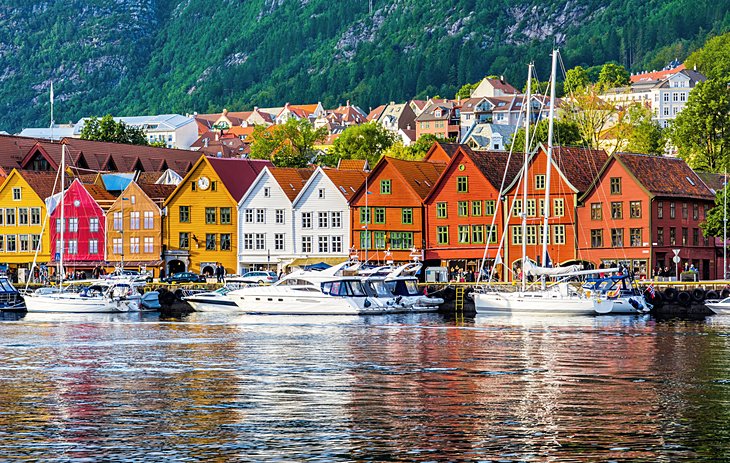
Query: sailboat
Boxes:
[
  {"xmin": 473, "ymin": 50, "xmax": 613, "ymax": 315},
  {"xmin": 24, "ymin": 144, "xmax": 140, "ymax": 313}
]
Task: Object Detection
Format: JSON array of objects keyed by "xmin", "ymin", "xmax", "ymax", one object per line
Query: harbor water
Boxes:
[{"xmin": 1, "ymin": 312, "xmax": 730, "ymax": 461}]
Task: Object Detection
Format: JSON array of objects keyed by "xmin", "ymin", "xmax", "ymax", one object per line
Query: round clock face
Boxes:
[
  {"xmin": 197, "ymin": 176, "xmax": 210, "ymax": 190},
  {"xmin": 73, "ymin": 200, "xmax": 81, "ymax": 207}
]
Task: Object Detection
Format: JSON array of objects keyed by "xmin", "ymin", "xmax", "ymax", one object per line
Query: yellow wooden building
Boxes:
[
  {"xmin": 0, "ymin": 170, "xmax": 59, "ymax": 281},
  {"xmin": 162, "ymin": 156, "xmax": 272, "ymax": 276}
]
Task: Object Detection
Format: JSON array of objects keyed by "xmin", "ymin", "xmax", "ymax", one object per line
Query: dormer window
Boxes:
[{"xmin": 434, "ymin": 109, "xmax": 442, "ymax": 118}]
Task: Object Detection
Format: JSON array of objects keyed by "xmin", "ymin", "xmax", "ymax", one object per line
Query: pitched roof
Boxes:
[
  {"xmin": 630, "ymin": 64, "xmax": 686, "ymax": 83},
  {"xmin": 550, "ymin": 146, "xmax": 608, "ymax": 193},
  {"xmin": 695, "ymin": 172, "xmax": 728, "ymax": 194},
  {"xmin": 616, "ymin": 152, "xmax": 714, "ymax": 199},
  {"xmin": 268, "ymin": 167, "xmax": 314, "ymax": 202},
  {"xmin": 321, "ymin": 169, "xmax": 367, "ymax": 199},
  {"xmin": 337, "ymin": 159, "xmax": 369, "ymax": 171},
  {"xmin": 136, "ymin": 171, "xmax": 166, "ymax": 184},
  {"xmin": 462, "ymin": 146, "xmax": 523, "ymax": 190},
  {"xmin": 137, "ymin": 183, "xmax": 177, "ymax": 202},
  {"xmin": 17, "ymin": 170, "xmax": 62, "ymax": 200},
  {"xmin": 384, "ymin": 157, "xmax": 446, "ymax": 199},
  {"xmin": 206, "ymin": 157, "xmax": 273, "ymax": 202},
  {"xmin": 367, "ymin": 104, "xmax": 387, "ymax": 121},
  {"xmin": 0, "ymin": 134, "xmax": 40, "ymax": 172},
  {"xmin": 484, "ymin": 77, "xmax": 519, "ymax": 95},
  {"xmin": 83, "ymin": 183, "xmax": 116, "ymax": 203}
]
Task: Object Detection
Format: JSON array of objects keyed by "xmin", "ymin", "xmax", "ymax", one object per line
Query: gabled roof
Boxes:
[
  {"xmin": 367, "ymin": 104, "xmax": 387, "ymax": 121},
  {"xmin": 551, "ymin": 146, "xmax": 608, "ymax": 194},
  {"xmin": 484, "ymin": 77, "xmax": 519, "ymax": 95},
  {"xmin": 83, "ymin": 182, "xmax": 116, "ymax": 203},
  {"xmin": 321, "ymin": 168, "xmax": 367, "ymax": 200},
  {"xmin": 630, "ymin": 64, "xmax": 686, "ymax": 83},
  {"xmin": 10, "ymin": 170, "xmax": 61, "ymax": 201},
  {"xmin": 137, "ymin": 183, "xmax": 177, "ymax": 202},
  {"xmin": 207, "ymin": 157, "xmax": 273, "ymax": 202},
  {"xmin": 268, "ymin": 167, "xmax": 314, "ymax": 202},
  {"xmin": 337, "ymin": 159, "xmax": 369, "ymax": 171},
  {"xmin": 695, "ymin": 172, "xmax": 728, "ymax": 194},
  {"xmin": 424, "ymin": 142, "xmax": 461, "ymax": 161},
  {"xmin": 615, "ymin": 152, "xmax": 714, "ymax": 200},
  {"xmin": 0, "ymin": 134, "xmax": 41, "ymax": 172},
  {"xmin": 360, "ymin": 157, "xmax": 446, "ymax": 201}
]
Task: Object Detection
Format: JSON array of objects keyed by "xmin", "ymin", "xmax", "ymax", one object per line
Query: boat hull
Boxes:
[
  {"xmin": 185, "ymin": 296, "xmax": 240, "ymax": 313},
  {"xmin": 705, "ymin": 300, "xmax": 730, "ymax": 315},
  {"xmin": 474, "ymin": 291, "xmax": 605, "ymax": 315},
  {"xmin": 25, "ymin": 294, "xmax": 137, "ymax": 313},
  {"xmin": 229, "ymin": 288, "xmax": 391, "ymax": 315}
]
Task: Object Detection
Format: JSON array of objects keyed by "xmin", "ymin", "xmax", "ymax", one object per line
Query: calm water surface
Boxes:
[{"xmin": 0, "ymin": 312, "xmax": 729, "ymax": 461}]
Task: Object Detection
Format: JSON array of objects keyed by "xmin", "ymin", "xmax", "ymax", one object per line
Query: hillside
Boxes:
[{"xmin": 2, "ymin": 0, "xmax": 729, "ymax": 132}]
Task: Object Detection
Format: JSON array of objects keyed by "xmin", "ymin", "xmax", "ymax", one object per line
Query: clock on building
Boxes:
[{"xmin": 197, "ymin": 176, "xmax": 210, "ymax": 190}]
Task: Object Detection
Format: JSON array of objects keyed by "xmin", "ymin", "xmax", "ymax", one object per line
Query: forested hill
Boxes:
[{"xmin": 2, "ymin": 0, "xmax": 728, "ymax": 132}]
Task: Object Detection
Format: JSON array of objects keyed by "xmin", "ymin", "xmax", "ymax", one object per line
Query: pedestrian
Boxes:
[{"xmin": 215, "ymin": 263, "xmax": 224, "ymax": 283}]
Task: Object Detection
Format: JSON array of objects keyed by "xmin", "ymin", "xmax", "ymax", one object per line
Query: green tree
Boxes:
[
  {"xmin": 597, "ymin": 63, "xmax": 630, "ymax": 89},
  {"xmin": 624, "ymin": 105, "xmax": 664, "ymax": 155},
  {"xmin": 563, "ymin": 86, "xmax": 617, "ymax": 149},
  {"xmin": 564, "ymin": 66, "xmax": 591, "ymax": 94},
  {"xmin": 508, "ymin": 118, "xmax": 584, "ymax": 151},
  {"xmin": 685, "ymin": 32, "xmax": 730, "ymax": 80},
  {"xmin": 249, "ymin": 118, "xmax": 328, "ymax": 167},
  {"xmin": 80, "ymin": 114, "xmax": 148, "ymax": 145},
  {"xmin": 325, "ymin": 122, "xmax": 396, "ymax": 167},
  {"xmin": 670, "ymin": 79, "xmax": 730, "ymax": 172},
  {"xmin": 455, "ymin": 82, "xmax": 479, "ymax": 99},
  {"xmin": 701, "ymin": 182, "xmax": 730, "ymax": 238},
  {"xmin": 381, "ymin": 142, "xmax": 423, "ymax": 161},
  {"xmin": 409, "ymin": 134, "xmax": 445, "ymax": 157}
]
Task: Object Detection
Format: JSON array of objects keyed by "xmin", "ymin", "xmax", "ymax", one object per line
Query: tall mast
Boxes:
[
  {"xmin": 725, "ymin": 168, "xmax": 727, "ymax": 279},
  {"xmin": 59, "ymin": 143, "xmax": 65, "ymax": 290},
  {"xmin": 541, "ymin": 49, "xmax": 558, "ymax": 289},
  {"xmin": 521, "ymin": 63, "xmax": 532, "ymax": 292}
]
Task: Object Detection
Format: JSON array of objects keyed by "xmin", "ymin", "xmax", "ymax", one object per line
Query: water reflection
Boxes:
[{"xmin": 0, "ymin": 312, "xmax": 728, "ymax": 461}]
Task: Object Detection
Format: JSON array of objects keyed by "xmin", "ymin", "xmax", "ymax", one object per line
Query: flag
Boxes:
[
  {"xmin": 50, "ymin": 82, "xmax": 54, "ymax": 105},
  {"xmin": 647, "ymin": 284, "xmax": 655, "ymax": 298}
]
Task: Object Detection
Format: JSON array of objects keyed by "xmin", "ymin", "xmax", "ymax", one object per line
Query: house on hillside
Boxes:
[
  {"xmin": 73, "ymin": 114, "xmax": 198, "ymax": 149},
  {"xmin": 415, "ymin": 100, "xmax": 461, "ymax": 141}
]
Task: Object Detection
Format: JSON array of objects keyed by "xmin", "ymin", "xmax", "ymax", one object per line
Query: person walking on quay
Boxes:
[{"xmin": 215, "ymin": 263, "xmax": 224, "ymax": 283}]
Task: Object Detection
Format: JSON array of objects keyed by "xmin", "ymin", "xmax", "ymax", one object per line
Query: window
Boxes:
[
  {"xmin": 19, "ymin": 235, "xmax": 28, "ymax": 252},
  {"xmin": 610, "ymin": 177, "xmax": 621, "ymax": 195},
  {"xmin": 89, "ymin": 217, "xmax": 99, "ymax": 233},
  {"xmin": 143, "ymin": 211, "xmax": 154, "ymax": 229},
  {"xmin": 18, "ymin": 208, "xmax": 28, "ymax": 226},
  {"xmin": 220, "ymin": 207, "xmax": 231, "ymax": 225},
  {"xmin": 630, "ymin": 228, "xmax": 642, "ymax": 247},
  {"xmin": 390, "ymin": 232, "xmax": 413, "ymax": 250},
  {"xmin": 611, "ymin": 202, "xmax": 623, "ymax": 219},
  {"xmin": 243, "ymin": 233, "xmax": 253, "ymax": 250},
  {"xmin": 179, "ymin": 232, "xmax": 189, "ymax": 249},
  {"xmin": 130, "ymin": 237, "xmax": 140, "ymax": 254},
  {"xmin": 670, "ymin": 202, "xmax": 676, "ymax": 219},
  {"xmin": 458, "ymin": 201, "xmax": 468, "ymax": 217},
  {"xmin": 670, "ymin": 227, "xmax": 676, "ymax": 245},
  {"xmin": 511, "ymin": 226, "xmax": 522, "ymax": 245},
  {"xmin": 682, "ymin": 202, "xmax": 688, "ymax": 219},
  {"xmin": 472, "ymin": 225, "xmax": 484, "ymax": 243},
  {"xmin": 302, "ymin": 212, "xmax": 312, "ymax": 228},
  {"xmin": 630, "ymin": 201, "xmax": 641, "ymax": 218},
  {"xmin": 318, "ymin": 188, "xmax": 325, "ymax": 199},
  {"xmin": 113, "ymin": 238, "xmax": 123, "ymax": 255},
  {"xmin": 457, "ymin": 176, "xmax": 468, "ymax": 193},
  {"xmin": 535, "ymin": 174, "xmax": 546, "ymax": 190},
  {"xmin": 318, "ymin": 236, "xmax": 329, "ymax": 253},
  {"xmin": 31, "ymin": 235, "xmax": 40, "ymax": 252},
  {"xmin": 693, "ymin": 203, "xmax": 699, "ymax": 220},
  {"xmin": 436, "ymin": 202, "xmax": 447, "ymax": 218},
  {"xmin": 67, "ymin": 217, "xmax": 78, "ymax": 233},
  {"xmin": 359, "ymin": 208, "xmax": 369, "ymax": 224},
  {"xmin": 553, "ymin": 198, "xmax": 564, "ymax": 217},
  {"xmin": 256, "ymin": 209, "xmax": 265, "ymax": 223},
  {"xmin": 358, "ymin": 232, "xmax": 370, "ymax": 250},
  {"xmin": 6, "ymin": 235, "xmax": 15, "ymax": 252},
  {"xmin": 553, "ymin": 225, "xmax": 566, "ymax": 245},
  {"xmin": 318, "ymin": 212, "xmax": 329, "ymax": 228},
  {"xmin": 130, "ymin": 211, "xmax": 140, "ymax": 229},
  {"xmin": 30, "ymin": 208, "xmax": 41, "ymax": 225},
  {"xmin": 373, "ymin": 231, "xmax": 386, "ymax": 249},
  {"xmin": 611, "ymin": 228, "xmax": 624, "ymax": 247},
  {"xmin": 693, "ymin": 228, "xmax": 699, "ymax": 246},
  {"xmin": 591, "ymin": 229, "xmax": 603, "ymax": 248},
  {"xmin": 487, "ymin": 225, "xmax": 497, "ymax": 243},
  {"xmin": 263, "ymin": 187, "xmax": 270, "ymax": 198},
  {"xmin": 113, "ymin": 212, "xmax": 122, "ymax": 230},
  {"xmin": 191, "ymin": 182, "xmax": 197, "ymax": 192},
  {"xmin": 0, "ymin": 235, "xmax": 5, "ymax": 252},
  {"xmin": 380, "ymin": 180, "xmax": 391, "ymax": 195},
  {"xmin": 471, "ymin": 201, "xmax": 482, "ymax": 217},
  {"xmin": 255, "ymin": 233, "xmax": 265, "ymax": 250},
  {"xmin": 656, "ymin": 227, "xmax": 664, "ymax": 246},
  {"xmin": 274, "ymin": 233, "xmax": 285, "ymax": 251},
  {"xmin": 458, "ymin": 225, "xmax": 470, "ymax": 243},
  {"xmin": 374, "ymin": 207, "xmax": 385, "ymax": 224},
  {"xmin": 526, "ymin": 225, "xmax": 537, "ymax": 245},
  {"xmin": 526, "ymin": 199, "xmax": 536, "ymax": 217},
  {"xmin": 5, "ymin": 209, "xmax": 14, "ymax": 226},
  {"xmin": 245, "ymin": 208, "xmax": 254, "ymax": 223},
  {"xmin": 682, "ymin": 227, "xmax": 688, "ymax": 246},
  {"xmin": 437, "ymin": 226, "xmax": 449, "ymax": 244},
  {"xmin": 12, "ymin": 187, "xmax": 21, "ymax": 201},
  {"xmin": 302, "ymin": 236, "xmax": 312, "ymax": 253},
  {"xmin": 206, "ymin": 233, "xmax": 217, "ymax": 250},
  {"xmin": 275, "ymin": 209, "xmax": 285, "ymax": 224},
  {"xmin": 179, "ymin": 206, "xmax": 190, "ymax": 223},
  {"xmin": 401, "ymin": 208, "xmax": 412, "ymax": 225},
  {"xmin": 512, "ymin": 199, "xmax": 522, "ymax": 216},
  {"xmin": 68, "ymin": 240, "xmax": 78, "ymax": 255},
  {"xmin": 331, "ymin": 211, "xmax": 342, "ymax": 228},
  {"xmin": 485, "ymin": 200, "xmax": 495, "ymax": 216},
  {"xmin": 331, "ymin": 236, "xmax": 343, "ymax": 253},
  {"xmin": 658, "ymin": 201, "xmax": 664, "ymax": 219},
  {"xmin": 55, "ymin": 218, "xmax": 63, "ymax": 232},
  {"xmin": 143, "ymin": 237, "xmax": 153, "ymax": 254},
  {"xmin": 220, "ymin": 234, "xmax": 231, "ymax": 251}
]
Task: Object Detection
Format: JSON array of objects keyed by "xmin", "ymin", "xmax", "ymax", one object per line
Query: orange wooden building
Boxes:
[{"xmin": 348, "ymin": 157, "xmax": 446, "ymax": 263}]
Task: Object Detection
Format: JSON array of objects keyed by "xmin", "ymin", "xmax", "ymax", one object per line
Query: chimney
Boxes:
[
  {"xmin": 222, "ymin": 108, "xmax": 228, "ymax": 115},
  {"xmin": 390, "ymin": 101, "xmax": 395, "ymax": 106},
  {"xmin": 254, "ymin": 106, "xmax": 258, "ymax": 111},
  {"xmin": 215, "ymin": 133, "xmax": 219, "ymax": 141},
  {"xmin": 346, "ymin": 100, "xmax": 350, "ymax": 107},
  {"xmin": 500, "ymin": 75, "xmax": 504, "ymax": 82}
]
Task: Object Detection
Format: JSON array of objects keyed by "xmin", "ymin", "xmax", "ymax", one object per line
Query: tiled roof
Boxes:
[
  {"xmin": 550, "ymin": 146, "xmax": 608, "ymax": 193},
  {"xmin": 695, "ymin": 172, "xmax": 728, "ymax": 194},
  {"xmin": 83, "ymin": 183, "xmax": 116, "ymax": 203},
  {"xmin": 617, "ymin": 152, "xmax": 715, "ymax": 199},
  {"xmin": 18, "ymin": 170, "xmax": 64, "ymax": 200},
  {"xmin": 367, "ymin": 105, "xmax": 386, "ymax": 121},
  {"xmin": 462, "ymin": 146, "xmax": 523, "ymax": 190},
  {"xmin": 207, "ymin": 157, "xmax": 273, "ymax": 202},
  {"xmin": 630, "ymin": 64, "xmax": 686, "ymax": 83},
  {"xmin": 227, "ymin": 126, "xmax": 256, "ymax": 138},
  {"xmin": 321, "ymin": 169, "xmax": 367, "ymax": 199},
  {"xmin": 386, "ymin": 157, "xmax": 446, "ymax": 199},
  {"xmin": 137, "ymin": 182, "xmax": 177, "ymax": 202},
  {"xmin": 268, "ymin": 167, "xmax": 314, "ymax": 202},
  {"xmin": 136, "ymin": 171, "xmax": 166, "ymax": 184},
  {"xmin": 0, "ymin": 134, "xmax": 40, "ymax": 172},
  {"xmin": 337, "ymin": 159, "xmax": 368, "ymax": 171},
  {"xmin": 436, "ymin": 142, "xmax": 460, "ymax": 159},
  {"xmin": 484, "ymin": 78, "xmax": 519, "ymax": 95}
]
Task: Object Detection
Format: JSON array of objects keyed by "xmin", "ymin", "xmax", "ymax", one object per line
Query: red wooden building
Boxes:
[
  {"xmin": 349, "ymin": 157, "xmax": 446, "ymax": 263},
  {"xmin": 50, "ymin": 179, "xmax": 114, "ymax": 275},
  {"xmin": 577, "ymin": 152, "xmax": 717, "ymax": 279},
  {"xmin": 502, "ymin": 145, "xmax": 608, "ymax": 279},
  {"xmin": 423, "ymin": 145, "xmax": 521, "ymax": 276}
]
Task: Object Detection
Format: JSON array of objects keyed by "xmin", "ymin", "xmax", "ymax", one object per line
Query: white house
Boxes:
[
  {"xmin": 73, "ymin": 114, "xmax": 199, "ymax": 149},
  {"xmin": 291, "ymin": 167, "xmax": 367, "ymax": 266},
  {"xmin": 237, "ymin": 166, "xmax": 313, "ymax": 273}
]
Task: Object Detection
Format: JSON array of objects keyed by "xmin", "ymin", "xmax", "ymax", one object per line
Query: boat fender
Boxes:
[
  {"xmin": 692, "ymin": 288, "xmax": 706, "ymax": 302},
  {"xmin": 364, "ymin": 299, "xmax": 371, "ymax": 308},
  {"xmin": 629, "ymin": 297, "xmax": 641, "ymax": 310},
  {"xmin": 677, "ymin": 291, "xmax": 692, "ymax": 307},
  {"xmin": 706, "ymin": 290, "xmax": 720, "ymax": 300},
  {"xmin": 664, "ymin": 287, "xmax": 679, "ymax": 302}
]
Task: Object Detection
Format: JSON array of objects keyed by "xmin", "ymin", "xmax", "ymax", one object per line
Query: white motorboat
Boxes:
[
  {"xmin": 25, "ymin": 282, "xmax": 140, "ymax": 313},
  {"xmin": 474, "ymin": 282, "xmax": 612, "ymax": 315},
  {"xmin": 705, "ymin": 298, "xmax": 730, "ymax": 315},
  {"xmin": 361, "ymin": 263, "xmax": 443, "ymax": 312},
  {"xmin": 183, "ymin": 286, "xmax": 239, "ymax": 312},
  {"xmin": 582, "ymin": 275, "xmax": 652, "ymax": 314}
]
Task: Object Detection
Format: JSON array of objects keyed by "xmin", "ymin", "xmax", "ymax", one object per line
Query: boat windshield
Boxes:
[
  {"xmin": 0, "ymin": 278, "xmax": 17, "ymax": 293},
  {"xmin": 277, "ymin": 278, "xmax": 316, "ymax": 287},
  {"xmin": 215, "ymin": 287, "xmax": 232, "ymax": 295},
  {"xmin": 367, "ymin": 280, "xmax": 393, "ymax": 297},
  {"xmin": 386, "ymin": 278, "xmax": 421, "ymax": 296},
  {"xmin": 322, "ymin": 280, "xmax": 367, "ymax": 297}
]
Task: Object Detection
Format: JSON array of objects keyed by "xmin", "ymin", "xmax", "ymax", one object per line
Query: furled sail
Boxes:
[{"xmin": 523, "ymin": 260, "xmax": 582, "ymax": 277}]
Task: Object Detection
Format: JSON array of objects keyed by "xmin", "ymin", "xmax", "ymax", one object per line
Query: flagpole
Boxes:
[{"xmin": 50, "ymin": 82, "xmax": 54, "ymax": 140}]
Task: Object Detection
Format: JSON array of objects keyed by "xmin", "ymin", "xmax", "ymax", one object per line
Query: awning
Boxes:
[{"xmin": 288, "ymin": 256, "xmax": 349, "ymax": 268}]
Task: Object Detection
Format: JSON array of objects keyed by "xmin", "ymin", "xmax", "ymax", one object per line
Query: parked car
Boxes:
[
  {"xmin": 105, "ymin": 269, "xmax": 153, "ymax": 283},
  {"xmin": 163, "ymin": 272, "xmax": 206, "ymax": 284},
  {"xmin": 237, "ymin": 271, "xmax": 279, "ymax": 285}
]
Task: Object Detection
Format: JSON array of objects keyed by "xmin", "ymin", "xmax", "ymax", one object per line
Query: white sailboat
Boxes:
[
  {"xmin": 24, "ymin": 144, "xmax": 139, "ymax": 313},
  {"xmin": 473, "ymin": 50, "xmax": 612, "ymax": 316}
]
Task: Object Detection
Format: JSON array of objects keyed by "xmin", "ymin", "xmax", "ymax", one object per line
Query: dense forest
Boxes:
[{"xmin": 1, "ymin": 0, "xmax": 728, "ymax": 132}]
